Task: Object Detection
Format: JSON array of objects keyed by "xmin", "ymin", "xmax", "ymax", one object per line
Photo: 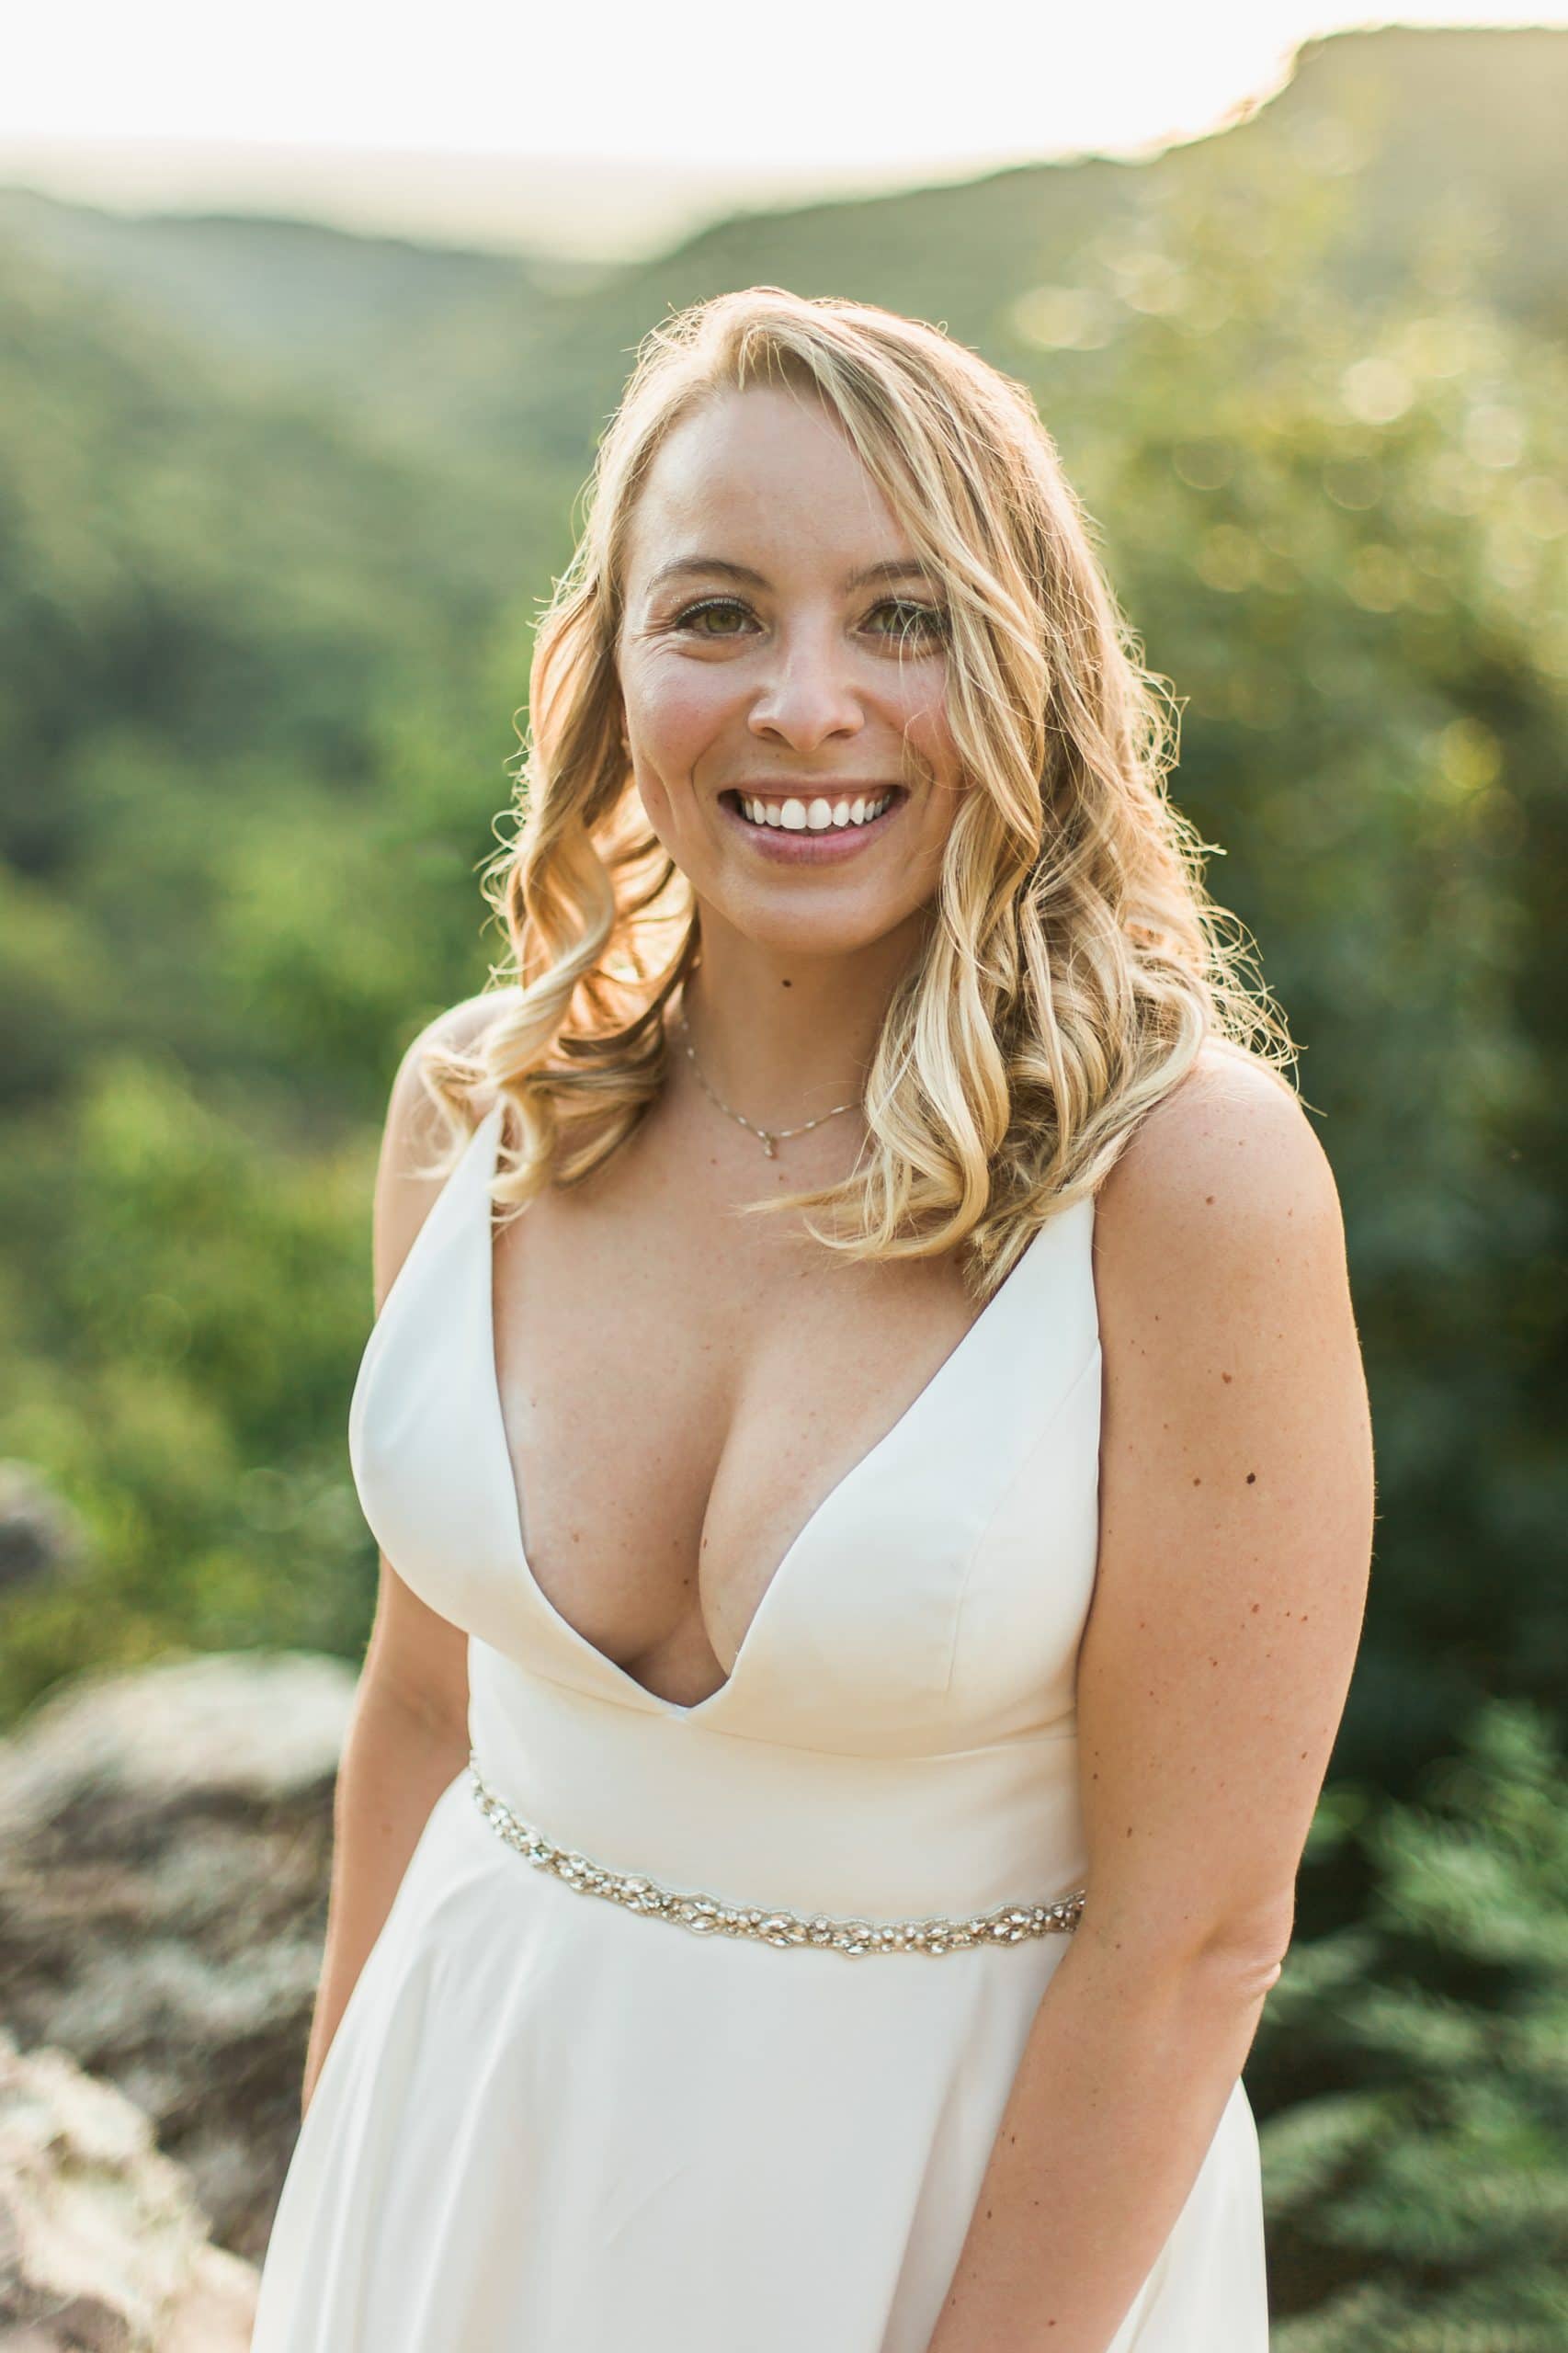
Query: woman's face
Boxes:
[{"xmin": 615, "ymin": 383, "xmax": 967, "ymax": 959}]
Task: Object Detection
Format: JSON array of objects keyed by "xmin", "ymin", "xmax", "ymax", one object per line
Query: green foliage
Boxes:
[
  {"xmin": 0, "ymin": 229, "xmax": 529, "ymax": 1718},
  {"xmin": 1256, "ymin": 1699, "xmax": 1568, "ymax": 2345},
  {"xmin": 0, "ymin": 1053, "xmax": 381, "ymax": 1718}
]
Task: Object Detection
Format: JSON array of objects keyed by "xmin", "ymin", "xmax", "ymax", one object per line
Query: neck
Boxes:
[{"xmin": 676, "ymin": 909, "xmax": 929, "ymax": 1133}]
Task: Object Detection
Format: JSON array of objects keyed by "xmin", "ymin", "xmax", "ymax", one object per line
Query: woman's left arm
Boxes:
[{"xmin": 926, "ymin": 1051, "xmax": 1376, "ymax": 2353}]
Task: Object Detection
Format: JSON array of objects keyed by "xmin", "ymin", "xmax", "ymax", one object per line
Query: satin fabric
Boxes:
[{"xmin": 250, "ymin": 1098, "xmax": 1269, "ymax": 2350}]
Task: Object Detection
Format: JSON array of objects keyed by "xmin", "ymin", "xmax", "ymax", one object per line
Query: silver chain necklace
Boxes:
[{"xmin": 675, "ymin": 1006, "xmax": 864, "ymax": 1160}]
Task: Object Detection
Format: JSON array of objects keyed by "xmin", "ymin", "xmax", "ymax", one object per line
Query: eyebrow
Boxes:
[{"xmin": 645, "ymin": 556, "xmax": 937, "ymax": 596}]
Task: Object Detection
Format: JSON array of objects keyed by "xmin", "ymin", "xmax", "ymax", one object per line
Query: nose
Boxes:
[{"xmin": 745, "ymin": 622, "xmax": 866, "ymax": 751}]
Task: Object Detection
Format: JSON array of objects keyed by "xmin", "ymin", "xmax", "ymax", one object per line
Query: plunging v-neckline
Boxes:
[{"xmin": 475, "ymin": 1099, "xmax": 1053, "ymax": 1725}]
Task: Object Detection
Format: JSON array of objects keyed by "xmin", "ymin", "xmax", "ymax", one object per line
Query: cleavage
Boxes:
[{"xmin": 489, "ymin": 1199, "xmax": 986, "ymax": 1711}]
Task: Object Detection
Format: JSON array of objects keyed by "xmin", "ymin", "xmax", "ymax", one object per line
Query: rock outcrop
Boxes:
[
  {"xmin": 0, "ymin": 1648, "xmax": 357, "ymax": 2265},
  {"xmin": 0, "ymin": 2027, "xmax": 259, "ymax": 2350}
]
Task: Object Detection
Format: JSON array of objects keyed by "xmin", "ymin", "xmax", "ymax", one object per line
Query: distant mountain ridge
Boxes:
[{"xmin": 0, "ymin": 26, "xmax": 1562, "ymax": 481}]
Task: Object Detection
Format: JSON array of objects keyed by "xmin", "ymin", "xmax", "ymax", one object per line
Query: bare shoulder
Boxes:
[
  {"xmin": 386, "ymin": 988, "xmax": 515, "ymax": 1161},
  {"xmin": 1093, "ymin": 1038, "xmax": 1345, "ymax": 1313},
  {"xmin": 351, "ymin": 992, "xmax": 517, "ymax": 1739},
  {"xmin": 353, "ymin": 987, "xmax": 515, "ymax": 1742},
  {"xmin": 400, "ymin": 989, "xmax": 516, "ymax": 1132},
  {"xmin": 371, "ymin": 990, "xmax": 515, "ymax": 1313},
  {"xmin": 1070, "ymin": 1038, "xmax": 1374, "ymax": 1965},
  {"xmin": 1087, "ymin": 1036, "xmax": 1358, "ymax": 1462}
]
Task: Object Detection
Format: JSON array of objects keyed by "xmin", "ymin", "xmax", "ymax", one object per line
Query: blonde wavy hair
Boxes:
[{"xmin": 421, "ymin": 284, "xmax": 1296, "ymax": 1299}]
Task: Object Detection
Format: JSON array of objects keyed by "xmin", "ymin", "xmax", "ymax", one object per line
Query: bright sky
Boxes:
[
  {"xmin": 4, "ymin": 0, "xmax": 1562, "ymax": 259},
  {"xmin": 7, "ymin": 0, "xmax": 1560, "ymax": 159}
]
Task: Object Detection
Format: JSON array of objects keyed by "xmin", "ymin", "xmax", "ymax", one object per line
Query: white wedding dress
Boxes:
[{"xmin": 249, "ymin": 1097, "xmax": 1269, "ymax": 2349}]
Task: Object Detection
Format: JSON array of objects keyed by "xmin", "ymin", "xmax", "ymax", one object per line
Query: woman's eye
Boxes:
[
  {"xmin": 870, "ymin": 599, "xmax": 949, "ymax": 643},
  {"xmin": 670, "ymin": 597, "xmax": 947, "ymax": 643},
  {"xmin": 671, "ymin": 598, "xmax": 751, "ymax": 636}
]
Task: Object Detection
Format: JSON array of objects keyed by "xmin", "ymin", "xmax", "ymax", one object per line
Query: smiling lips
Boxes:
[{"xmin": 729, "ymin": 788, "xmax": 902, "ymax": 835}]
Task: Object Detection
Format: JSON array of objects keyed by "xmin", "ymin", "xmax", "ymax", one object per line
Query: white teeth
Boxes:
[{"xmin": 738, "ymin": 793, "xmax": 892, "ymax": 833}]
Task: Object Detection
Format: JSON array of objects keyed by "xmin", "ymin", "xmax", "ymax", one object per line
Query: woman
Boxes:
[{"xmin": 250, "ymin": 286, "xmax": 1374, "ymax": 2351}]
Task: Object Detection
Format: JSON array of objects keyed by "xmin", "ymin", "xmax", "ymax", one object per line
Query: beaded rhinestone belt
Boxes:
[{"xmin": 467, "ymin": 1753, "xmax": 1086, "ymax": 1958}]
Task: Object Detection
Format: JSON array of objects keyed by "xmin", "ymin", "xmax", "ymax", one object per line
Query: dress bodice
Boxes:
[{"xmin": 348, "ymin": 1097, "xmax": 1103, "ymax": 1919}]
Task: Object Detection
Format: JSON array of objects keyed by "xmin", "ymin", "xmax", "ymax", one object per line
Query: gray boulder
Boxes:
[
  {"xmin": 0, "ymin": 2027, "xmax": 259, "ymax": 2350},
  {"xmin": 0, "ymin": 1649, "xmax": 356, "ymax": 2265}
]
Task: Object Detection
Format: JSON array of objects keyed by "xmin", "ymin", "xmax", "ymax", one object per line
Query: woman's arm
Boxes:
[
  {"xmin": 300, "ymin": 995, "xmax": 501, "ymax": 2117},
  {"xmin": 926, "ymin": 1047, "xmax": 1375, "ymax": 2353},
  {"xmin": 301, "ymin": 1672, "xmax": 469, "ymax": 2116}
]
